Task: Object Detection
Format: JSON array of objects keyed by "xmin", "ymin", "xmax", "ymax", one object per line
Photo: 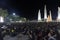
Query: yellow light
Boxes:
[
  {"xmin": 11, "ymin": 29, "xmax": 15, "ymax": 32},
  {"xmin": 47, "ymin": 15, "xmax": 51, "ymax": 22}
]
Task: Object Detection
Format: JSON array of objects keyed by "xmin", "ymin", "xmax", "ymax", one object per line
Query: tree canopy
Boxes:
[{"xmin": 0, "ymin": 8, "xmax": 8, "ymax": 17}]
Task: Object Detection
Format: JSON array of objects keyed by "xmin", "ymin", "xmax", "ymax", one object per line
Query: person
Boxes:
[
  {"xmin": 36, "ymin": 27, "xmax": 43, "ymax": 40},
  {"xmin": 48, "ymin": 30, "xmax": 57, "ymax": 40},
  {"xmin": 0, "ymin": 28, "xmax": 3, "ymax": 40}
]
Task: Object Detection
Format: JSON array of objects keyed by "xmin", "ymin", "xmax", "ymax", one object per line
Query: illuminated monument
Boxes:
[
  {"xmin": 44, "ymin": 5, "xmax": 52, "ymax": 22},
  {"xmin": 37, "ymin": 5, "xmax": 53, "ymax": 22},
  {"xmin": 44, "ymin": 5, "xmax": 47, "ymax": 20},
  {"xmin": 47, "ymin": 11, "xmax": 52, "ymax": 22},
  {"xmin": 57, "ymin": 7, "xmax": 60, "ymax": 21},
  {"xmin": 49, "ymin": 11, "xmax": 52, "ymax": 21},
  {"xmin": 38, "ymin": 9, "xmax": 41, "ymax": 21}
]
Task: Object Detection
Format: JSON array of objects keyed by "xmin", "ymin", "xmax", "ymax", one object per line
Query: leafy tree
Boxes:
[{"xmin": 0, "ymin": 9, "xmax": 8, "ymax": 17}]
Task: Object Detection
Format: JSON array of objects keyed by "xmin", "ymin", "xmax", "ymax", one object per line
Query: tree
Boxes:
[{"xmin": 0, "ymin": 8, "xmax": 8, "ymax": 17}]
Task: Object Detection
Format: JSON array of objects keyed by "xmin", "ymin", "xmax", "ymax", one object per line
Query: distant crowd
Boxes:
[
  {"xmin": 21, "ymin": 25, "xmax": 60, "ymax": 40},
  {"xmin": 0, "ymin": 23, "xmax": 60, "ymax": 40}
]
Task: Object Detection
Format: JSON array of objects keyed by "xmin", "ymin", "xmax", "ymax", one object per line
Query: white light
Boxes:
[
  {"xmin": 10, "ymin": 19, "xmax": 12, "ymax": 21},
  {"xmin": 13, "ymin": 13, "xmax": 16, "ymax": 15},
  {"xmin": 49, "ymin": 11, "xmax": 52, "ymax": 21},
  {"xmin": 57, "ymin": 7, "xmax": 60, "ymax": 20},
  {"xmin": 38, "ymin": 10, "xmax": 41, "ymax": 21},
  {"xmin": 19, "ymin": 20, "xmax": 22, "ymax": 22},
  {"xmin": 44, "ymin": 5, "xmax": 47, "ymax": 19},
  {"xmin": 0, "ymin": 16, "xmax": 4, "ymax": 23},
  {"xmin": 57, "ymin": 7, "xmax": 60, "ymax": 19}
]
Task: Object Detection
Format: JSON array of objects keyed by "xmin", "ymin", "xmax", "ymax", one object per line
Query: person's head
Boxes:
[{"xmin": 50, "ymin": 29, "xmax": 55, "ymax": 35}]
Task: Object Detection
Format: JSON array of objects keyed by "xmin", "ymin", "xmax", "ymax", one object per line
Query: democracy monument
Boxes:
[{"xmin": 37, "ymin": 5, "xmax": 60, "ymax": 22}]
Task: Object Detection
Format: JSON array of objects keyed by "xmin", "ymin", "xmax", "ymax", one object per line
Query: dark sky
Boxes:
[{"xmin": 0, "ymin": 0, "xmax": 60, "ymax": 20}]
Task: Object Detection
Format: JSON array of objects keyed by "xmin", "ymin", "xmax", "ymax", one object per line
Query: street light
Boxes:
[{"xmin": 13, "ymin": 13, "xmax": 16, "ymax": 16}]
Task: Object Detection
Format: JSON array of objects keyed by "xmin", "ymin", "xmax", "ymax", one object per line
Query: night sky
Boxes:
[{"xmin": 0, "ymin": 0, "xmax": 60, "ymax": 20}]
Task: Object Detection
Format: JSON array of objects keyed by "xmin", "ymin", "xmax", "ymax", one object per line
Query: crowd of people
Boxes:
[{"xmin": 0, "ymin": 22, "xmax": 60, "ymax": 40}]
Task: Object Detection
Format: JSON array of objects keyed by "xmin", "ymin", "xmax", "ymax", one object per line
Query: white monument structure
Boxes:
[
  {"xmin": 49, "ymin": 11, "xmax": 52, "ymax": 21},
  {"xmin": 37, "ymin": 5, "xmax": 53, "ymax": 22},
  {"xmin": 57, "ymin": 7, "xmax": 60, "ymax": 20},
  {"xmin": 44, "ymin": 5, "xmax": 47, "ymax": 20},
  {"xmin": 38, "ymin": 10, "xmax": 41, "ymax": 21}
]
